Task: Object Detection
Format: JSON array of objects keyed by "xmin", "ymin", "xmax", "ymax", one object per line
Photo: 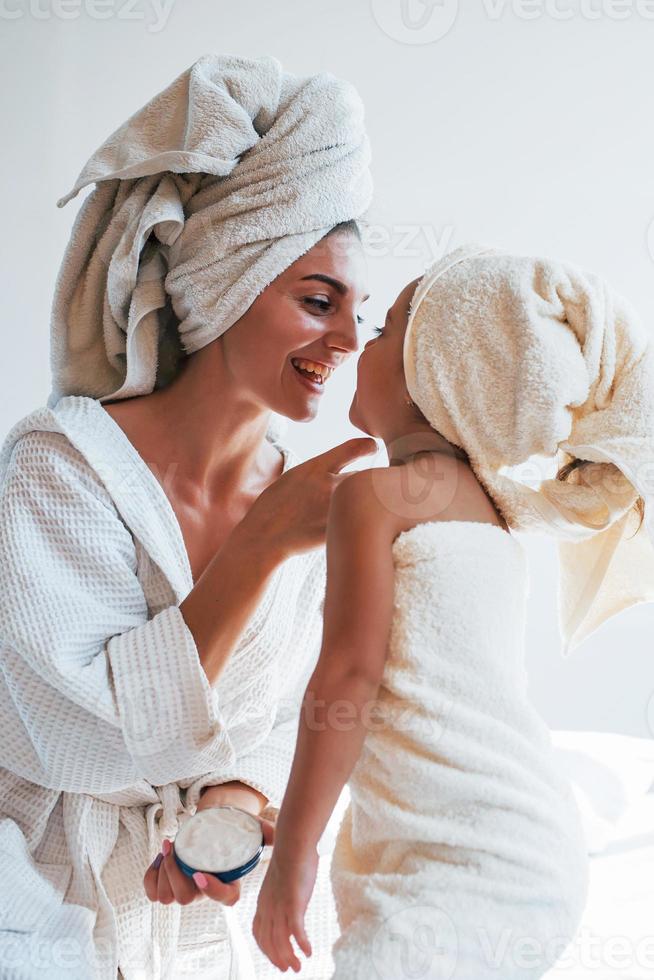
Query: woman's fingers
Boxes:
[
  {"xmin": 144, "ymin": 839, "xmax": 245, "ymax": 906},
  {"xmin": 157, "ymin": 852, "xmax": 175, "ymax": 905},
  {"xmin": 143, "ymin": 851, "xmax": 163, "ymax": 901},
  {"xmin": 258, "ymin": 816, "xmax": 275, "ymax": 846},
  {"xmin": 192, "ymin": 870, "xmax": 241, "ymax": 906},
  {"xmin": 162, "ymin": 840, "xmax": 198, "ymax": 906},
  {"xmin": 245, "ymin": 436, "xmax": 378, "ymax": 557},
  {"xmin": 321, "ymin": 437, "xmax": 378, "ymax": 475}
]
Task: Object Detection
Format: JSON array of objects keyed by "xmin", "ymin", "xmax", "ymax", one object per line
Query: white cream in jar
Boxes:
[{"xmin": 174, "ymin": 805, "xmax": 264, "ymax": 881}]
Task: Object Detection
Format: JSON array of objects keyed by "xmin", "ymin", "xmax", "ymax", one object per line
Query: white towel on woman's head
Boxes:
[
  {"xmin": 403, "ymin": 243, "xmax": 654, "ymax": 655},
  {"xmin": 49, "ymin": 53, "xmax": 372, "ymax": 406}
]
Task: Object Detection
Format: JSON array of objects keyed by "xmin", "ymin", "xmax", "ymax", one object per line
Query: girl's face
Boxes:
[
  {"xmin": 350, "ymin": 277, "xmax": 420, "ymax": 436},
  {"xmin": 221, "ymin": 231, "xmax": 369, "ymax": 421}
]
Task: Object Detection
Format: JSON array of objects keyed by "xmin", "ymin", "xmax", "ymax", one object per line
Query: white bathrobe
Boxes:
[
  {"xmin": 0, "ymin": 395, "xmax": 326, "ymax": 980},
  {"xmin": 329, "ymin": 520, "xmax": 590, "ymax": 980}
]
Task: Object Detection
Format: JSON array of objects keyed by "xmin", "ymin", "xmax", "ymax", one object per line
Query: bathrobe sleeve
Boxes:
[
  {"xmin": 0, "ymin": 431, "xmax": 235, "ymax": 794},
  {"xmin": 181, "ymin": 550, "xmax": 327, "ymax": 813}
]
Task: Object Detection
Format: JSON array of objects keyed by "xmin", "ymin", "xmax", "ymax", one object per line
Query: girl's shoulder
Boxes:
[{"xmin": 335, "ymin": 454, "xmax": 505, "ymax": 539}]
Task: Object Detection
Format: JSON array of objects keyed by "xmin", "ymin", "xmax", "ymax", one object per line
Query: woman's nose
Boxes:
[{"xmin": 327, "ymin": 316, "xmax": 361, "ymax": 353}]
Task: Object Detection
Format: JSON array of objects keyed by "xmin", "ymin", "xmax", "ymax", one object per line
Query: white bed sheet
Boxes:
[{"xmin": 544, "ymin": 790, "xmax": 654, "ymax": 980}]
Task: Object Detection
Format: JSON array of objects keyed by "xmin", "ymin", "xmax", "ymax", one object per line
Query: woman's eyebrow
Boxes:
[
  {"xmin": 299, "ymin": 274, "xmax": 371, "ymax": 303},
  {"xmin": 298, "ymin": 273, "xmax": 349, "ymax": 294}
]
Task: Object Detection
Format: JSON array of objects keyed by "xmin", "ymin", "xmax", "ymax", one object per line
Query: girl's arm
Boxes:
[
  {"xmin": 272, "ymin": 470, "xmax": 399, "ymax": 857},
  {"xmin": 253, "ymin": 469, "xmax": 402, "ymax": 972}
]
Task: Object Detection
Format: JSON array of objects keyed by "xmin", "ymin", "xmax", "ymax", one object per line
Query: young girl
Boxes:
[{"xmin": 251, "ymin": 244, "xmax": 652, "ymax": 979}]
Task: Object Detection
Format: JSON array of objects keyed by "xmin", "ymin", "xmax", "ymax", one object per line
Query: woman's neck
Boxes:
[{"xmin": 105, "ymin": 345, "xmax": 282, "ymax": 500}]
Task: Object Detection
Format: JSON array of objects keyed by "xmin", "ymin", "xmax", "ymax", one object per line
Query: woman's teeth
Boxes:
[{"xmin": 291, "ymin": 358, "xmax": 334, "ymax": 385}]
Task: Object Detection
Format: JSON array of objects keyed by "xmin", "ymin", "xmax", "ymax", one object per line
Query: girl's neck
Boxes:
[{"xmin": 383, "ymin": 427, "xmax": 469, "ymax": 467}]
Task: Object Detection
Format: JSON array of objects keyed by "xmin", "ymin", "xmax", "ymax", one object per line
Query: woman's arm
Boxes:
[
  {"xmin": 179, "ymin": 518, "xmax": 284, "ymax": 686},
  {"xmin": 0, "ymin": 431, "xmax": 236, "ymax": 792},
  {"xmin": 269, "ymin": 469, "xmax": 399, "ymax": 857},
  {"xmin": 181, "ymin": 550, "xmax": 327, "ymax": 817}
]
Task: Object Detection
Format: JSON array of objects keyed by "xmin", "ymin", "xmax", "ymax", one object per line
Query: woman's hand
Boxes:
[
  {"xmin": 143, "ymin": 810, "xmax": 276, "ymax": 907},
  {"xmin": 196, "ymin": 779, "xmax": 268, "ymax": 816},
  {"xmin": 180, "ymin": 436, "xmax": 377, "ymax": 685},
  {"xmin": 243, "ymin": 437, "xmax": 378, "ymax": 560},
  {"xmin": 252, "ymin": 848, "xmax": 318, "ymax": 973}
]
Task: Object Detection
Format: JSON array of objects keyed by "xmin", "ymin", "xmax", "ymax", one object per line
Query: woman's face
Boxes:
[
  {"xmin": 221, "ymin": 231, "xmax": 369, "ymax": 421},
  {"xmin": 350, "ymin": 277, "xmax": 420, "ymax": 436}
]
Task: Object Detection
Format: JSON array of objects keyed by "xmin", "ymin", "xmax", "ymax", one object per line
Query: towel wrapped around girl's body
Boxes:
[{"xmin": 329, "ymin": 519, "xmax": 589, "ymax": 980}]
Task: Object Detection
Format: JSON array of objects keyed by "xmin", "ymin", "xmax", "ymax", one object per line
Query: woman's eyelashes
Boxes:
[
  {"xmin": 304, "ymin": 295, "xmax": 331, "ymax": 313},
  {"xmin": 303, "ymin": 295, "xmax": 365, "ymax": 325},
  {"xmin": 371, "ymin": 325, "xmax": 384, "ymax": 337}
]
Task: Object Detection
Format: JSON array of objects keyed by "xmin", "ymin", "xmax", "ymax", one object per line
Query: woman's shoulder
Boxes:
[
  {"xmin": 0, "ymin": 423, "xmax": 138, "ymax": 577},
  {"xmin": 1, "ymin": 423, "xmax": 115, "ymax": 513}
]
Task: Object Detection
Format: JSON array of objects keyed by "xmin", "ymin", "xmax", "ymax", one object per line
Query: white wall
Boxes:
[{"xmin": 2, "ymin": 0, "xmax": 652, "ymax": 735}]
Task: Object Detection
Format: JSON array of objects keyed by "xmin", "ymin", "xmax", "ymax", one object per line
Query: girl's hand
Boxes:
[
  {"xmin": 143, "ymin": 814, "xmax": 275, "ymax": 907},
  {"xmin": 252, "ymin": 848, "xmax": 319, "ymax": 972}
]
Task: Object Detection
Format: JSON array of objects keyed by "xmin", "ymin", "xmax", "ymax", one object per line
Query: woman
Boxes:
[{"xmin": 0, "ymin": 54, "xmax": 375, "ymax": 979}]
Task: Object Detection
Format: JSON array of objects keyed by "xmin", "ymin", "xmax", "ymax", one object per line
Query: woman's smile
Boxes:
[{"xmin": 290, "ymin": 356, "xmax": 337, "ymax": 394}]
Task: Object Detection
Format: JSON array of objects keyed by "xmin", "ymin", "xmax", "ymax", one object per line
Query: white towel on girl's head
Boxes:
[
  {"xmin": 403, "ymin": 243, "xmax": 654, "ymax": 655},
  {"xmin": 49, "ymin": 53, "xmax": 372, "ymax": 406}
]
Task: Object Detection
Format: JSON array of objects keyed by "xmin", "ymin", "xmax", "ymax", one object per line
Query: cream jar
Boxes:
[{"xmin": 173, "ymin": 804, "xmax": 265, "ymax": 883}]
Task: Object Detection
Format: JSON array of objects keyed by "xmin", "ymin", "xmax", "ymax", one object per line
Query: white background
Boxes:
[{"xmin": 1, "ymin": 0, "xmax": 653, "ymax": 735}]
